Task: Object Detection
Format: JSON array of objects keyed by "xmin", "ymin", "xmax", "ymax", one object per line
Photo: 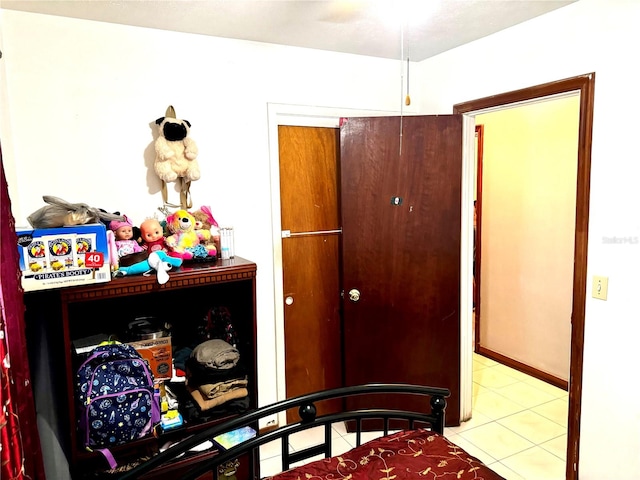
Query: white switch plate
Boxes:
[{"xmin": 592, "ymin": 276, "xmax": 609, "ymax": 300}]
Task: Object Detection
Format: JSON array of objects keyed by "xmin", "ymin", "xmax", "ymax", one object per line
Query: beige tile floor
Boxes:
[{"xmin": 259, "ymin": 353, "xmax": 568, "ymax": 479}]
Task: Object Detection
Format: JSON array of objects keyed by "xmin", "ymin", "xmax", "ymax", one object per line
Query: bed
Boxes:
[{"xmin": 117, "ymin": 384, "xmax": 505, "ymax": 480}]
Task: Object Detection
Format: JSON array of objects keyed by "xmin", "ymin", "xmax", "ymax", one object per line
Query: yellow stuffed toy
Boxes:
[{"xmin": 165, "ymin": 210, "xmax": 216, "ymax": 261}]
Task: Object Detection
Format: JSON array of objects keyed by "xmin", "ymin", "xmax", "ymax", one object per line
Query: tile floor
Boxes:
[{"xmin": 259, "ymin": 353, "xmax": 569, "ymax": 479}]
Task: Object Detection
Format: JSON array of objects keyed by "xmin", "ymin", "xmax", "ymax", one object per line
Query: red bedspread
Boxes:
[{"xmin": 267, "ymin": 429, "xmax": 505, "ymax": 480}]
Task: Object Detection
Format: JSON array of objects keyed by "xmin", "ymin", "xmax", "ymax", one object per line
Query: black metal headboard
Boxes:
[{"xmin": 117, "ymin": 383, "xmax": 450, "ymax": 480}]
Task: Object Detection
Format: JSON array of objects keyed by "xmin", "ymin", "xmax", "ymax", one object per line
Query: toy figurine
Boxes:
[
  {"xmin": 109, "ymin": 216, "xmax": 144, "ymax": 258},
  {"xmin": 140, "ymin": 218, "xmax": 167, "ymax": 253}
]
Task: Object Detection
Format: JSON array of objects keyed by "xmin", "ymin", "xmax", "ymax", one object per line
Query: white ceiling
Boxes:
[{"xmin": 1, "ymin": 0, "xmax": 577, "ymax": 61}]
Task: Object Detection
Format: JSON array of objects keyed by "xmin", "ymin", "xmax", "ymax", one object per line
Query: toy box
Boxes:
[
  {"xmin": 16, "ymin": 223, "xmax": 111, "ymax": 292},
  {"xmin": 127, "ymin": 336, "xmax": 173, "ymax": 380}
]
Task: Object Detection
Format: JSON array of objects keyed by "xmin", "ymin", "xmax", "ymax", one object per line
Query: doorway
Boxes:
[
  {"xmin": 474, "ymin": 95, "xmax": 579, "ymax": 388},
  {"xmin": 454, "ymin": 72, "xmax": 596, "ymax": 480}
]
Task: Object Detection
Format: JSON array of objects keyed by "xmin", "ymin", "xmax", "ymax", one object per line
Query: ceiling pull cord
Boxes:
[{"xmin": 406, "ymin": 57, "xmax": 411, "ymax": 106}]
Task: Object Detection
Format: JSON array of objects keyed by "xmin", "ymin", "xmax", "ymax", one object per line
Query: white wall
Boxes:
[
  {"xmin": 2, "ymin": 0, "xmax": 640, "ymax": 478},
  {"xmin": 0, "ymin": 7, "xmax": 408, "ymax": 428},
  {"xmin": 415, "ymin": 1, "xmax": 640, "ymax": 478},
  {"xmin": 477, "ymin": 97, "xmax": 579, "ymax": 382}
]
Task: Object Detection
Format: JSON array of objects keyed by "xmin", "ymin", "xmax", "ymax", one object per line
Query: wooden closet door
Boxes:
[
  {"xmin": 279, "ymin": 126, "xmax": 342, "ymax": 423},
  {"xmin": 340, "ymin": 115, "xmax": 463, "ymax": 426}
]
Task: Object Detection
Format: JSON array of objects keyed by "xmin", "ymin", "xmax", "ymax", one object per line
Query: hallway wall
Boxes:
[{"xmin": 477, "ymin": 96, "xmax": 579, "ymax": 381}]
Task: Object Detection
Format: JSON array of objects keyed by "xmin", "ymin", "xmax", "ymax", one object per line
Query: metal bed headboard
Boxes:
[{"xmin": 117, "ymin": 383, "xmax": 450, "ymax": 480}]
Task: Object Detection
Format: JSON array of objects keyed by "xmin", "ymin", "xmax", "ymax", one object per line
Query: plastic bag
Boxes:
[{"xmin": 27, "ymin": 196, "xmax": 124, "ymax": 229}]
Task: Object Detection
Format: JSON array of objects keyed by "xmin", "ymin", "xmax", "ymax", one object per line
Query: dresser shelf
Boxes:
[{"xmin": 25, "ymin": 257, "xmax": 258, "ymax": 479}]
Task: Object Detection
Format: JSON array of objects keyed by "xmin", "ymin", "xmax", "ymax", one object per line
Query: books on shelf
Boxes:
[
  {"xmin": 72, "ymin": 333, "xmax": 113, "ymax": 355},
  {"xmin": 213, "ymin": 426, "xmax": 256, "ymax": 450}
]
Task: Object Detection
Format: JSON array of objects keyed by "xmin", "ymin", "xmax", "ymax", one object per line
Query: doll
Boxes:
[
  {"xmin": 109, "ymin": 216, "xmax": 144, "ymax": 258},
  {"xmin": 140, "ymin": 218, "xmax": 167, "ymax": 253}
]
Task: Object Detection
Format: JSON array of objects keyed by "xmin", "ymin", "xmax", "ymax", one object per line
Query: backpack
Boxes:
[{"xmin": 75, "ymin": 343, "xmax": 160, "ymax": 468}]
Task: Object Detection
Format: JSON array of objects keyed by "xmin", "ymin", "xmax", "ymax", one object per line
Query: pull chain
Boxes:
[{"xmin": 406, "ymin": 57, "xmax": 411, "ymax": 106}]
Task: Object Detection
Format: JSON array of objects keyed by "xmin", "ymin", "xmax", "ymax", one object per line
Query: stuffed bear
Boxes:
[
  {"xmin": 154, "ymin": 117, "xmax": 200, "ymax": 183},
  {"xmin": 191, "ymin": 206, "xmax": 219, "ymax": 257},
  {"xmin": 165, "ymin": 209, "xmax": 216, "ymax": 260},
  {"xmin": 191, "ymin": 207, "xmax": 214, "ymax": 232}
]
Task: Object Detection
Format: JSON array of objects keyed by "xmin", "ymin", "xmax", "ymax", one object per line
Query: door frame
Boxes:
[
  {"xmin": 474, "ymin": 125, "xmax": 483, "ymax": 350},
  {"xmin": 267, "ymin": 105, "xmax": 476, "ymax": 428},
  {"xmin": 454, "ymin": 72, "xmax": 596, "ymax": 480}
]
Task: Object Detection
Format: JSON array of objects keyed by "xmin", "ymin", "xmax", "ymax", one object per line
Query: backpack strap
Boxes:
[
  {"xmin": 152, "ymin": 387, "xmax": 162, "ymax": 426},
  {"xmin": 179, "ymin": 179, "xmax": 192, "ymax": 209},
  {"xmin": 161, "ymin": 179, "xmax": 186, "ymax": 210},
  {"xmin": 96, "ymin": 448, "xmax": 118, "ymax": 469}
]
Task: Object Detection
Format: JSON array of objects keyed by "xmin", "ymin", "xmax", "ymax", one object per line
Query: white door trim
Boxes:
[{"xmin": 459, "ymin": 115, "xmax": 476, "ymax": 423}]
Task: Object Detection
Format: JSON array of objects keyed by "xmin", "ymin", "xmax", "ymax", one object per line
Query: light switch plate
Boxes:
[{"xmin": 592, "ymin": 276, "xmax": 609, "ymax": 300}]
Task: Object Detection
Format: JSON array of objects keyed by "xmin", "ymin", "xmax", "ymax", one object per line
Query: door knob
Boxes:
[
  {"xmin": 348, "ymin": 289, "xmax": 360, "ymax": 302},
  {"xmin": 285, "ymin": 296, "xmax": 294, "ymax": 305}
]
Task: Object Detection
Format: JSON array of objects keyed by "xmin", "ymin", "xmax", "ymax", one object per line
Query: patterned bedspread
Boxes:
[{"xmin": 266, "ymin": 429, "xmax": 506, "ymax": 480}]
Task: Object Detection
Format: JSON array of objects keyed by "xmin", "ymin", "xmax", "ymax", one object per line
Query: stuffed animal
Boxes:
[
  {"xmin": 154, "ymin": 117, "xmax": 200, "ymax": 183},
  {"xmin": 114, "ymin": 251, "xmax": 182, "ymax": 285},
  {"xmin": 165, "ymin": 209, "xmax": 216, "ymax": 260},
  {"xmin": 191, "ymin": 206, "xmax": 219, "ymax": 257},
  {"xmin": 191, "ymin": 206, "xmax": 216, "ymax": 232}
]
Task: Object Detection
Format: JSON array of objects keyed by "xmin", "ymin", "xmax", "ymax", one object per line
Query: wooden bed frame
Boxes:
[{"xmin": 117, "ymin": 383, "xmax": 450, "ymax": 479}]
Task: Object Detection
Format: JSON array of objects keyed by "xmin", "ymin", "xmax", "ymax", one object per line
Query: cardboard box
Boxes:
[
  {"xmin": 16, "ymin": 223, "xmax": 111, "ymax": 292},
  {"xmin": 127, "ymin": 336, "xmax": 173, "ymax": 380}
]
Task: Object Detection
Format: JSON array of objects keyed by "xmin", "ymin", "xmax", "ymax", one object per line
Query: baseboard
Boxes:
[{"xmin": 476, "ymin": 346, "xmax": 568, "ymax": 391}]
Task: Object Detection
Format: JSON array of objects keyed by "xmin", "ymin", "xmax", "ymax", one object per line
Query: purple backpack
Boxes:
[{"xmin": 76, "ymin": 343, "xmax": 160, "ymax": 468}]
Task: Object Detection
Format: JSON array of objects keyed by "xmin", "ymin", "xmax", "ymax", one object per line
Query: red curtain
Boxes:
[{"xmin": 0, "ymin": 151, "xmax": 45, "ymax": 479}]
